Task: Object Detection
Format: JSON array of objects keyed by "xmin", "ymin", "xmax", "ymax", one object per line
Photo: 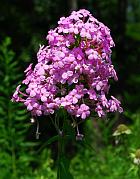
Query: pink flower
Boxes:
[
  {"xmin": 95, "ymin": 104, "xmax": 105, "ymax": 117},
  {"xmin": 12, "ymin": 9, "xmax": 122, "ymax": 119},
  {"xmin": 109, "ymin": 96, "xmax": 123, "ymax": 113},
  {"xmin": 61, "ymin": 96, "xmax": 72, "ymax": 107},
  {"xmin": 26, "ymin": 83, "xmax": 38, "ymax": 97},
  {"xmin": 77, "ymin": 104, "xmax": 90, "ymax": 119},
  {"xmin": 11, "ymin": 85, "xmax": 21, "ymax": 102}
]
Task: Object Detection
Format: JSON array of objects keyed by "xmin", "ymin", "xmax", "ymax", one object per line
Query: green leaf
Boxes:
[
  {"xmin": 19, "ymin": 142, "xmax": 38, "ymax": 147},
  {"xmin": 57, "ymin": 156, "xmax": 74, "ymax": 179},
  {"xmin": 37, "ymin": 135, "xmax": 59, "ymax": 153}
]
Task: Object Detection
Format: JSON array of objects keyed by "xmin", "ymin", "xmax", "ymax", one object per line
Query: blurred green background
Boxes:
[{"xmin": 0, "ymin": 0, "xmax": 140, "ymax": 178}]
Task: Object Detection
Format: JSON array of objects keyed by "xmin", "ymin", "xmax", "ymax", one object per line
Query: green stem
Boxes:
[
  {"xmin": 138, "ymin": 166, "xmax": 140, "ymax": 179},
  {"xmin": 51, "ymin": 110, "xmax": 73, "ymax": 179},
  {"xmin": 57, "ymin": 132, "xmax": 65, "ymax": 179}
]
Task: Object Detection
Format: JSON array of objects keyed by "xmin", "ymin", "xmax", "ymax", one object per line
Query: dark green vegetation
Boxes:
[{"xmin": 0, "ymin": 0, "xmax": 140, "ymax": 178}]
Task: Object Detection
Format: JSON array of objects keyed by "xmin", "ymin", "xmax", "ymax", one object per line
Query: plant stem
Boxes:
[
  {"xmin": 51, "ymin": 110, "xmax": 73, "ymax": 179},
  {"xmin": 57, "ymin": 132, "xmax": 65, "ymax": 179},
  {"xmin": 138, "ymin": 166, "xmax": 140, "ymax": 179}
]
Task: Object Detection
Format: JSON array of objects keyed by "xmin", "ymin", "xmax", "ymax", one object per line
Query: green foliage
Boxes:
[
  {"xmin": 57, "ymin": 155, "xmax": 74, "ymax": 179},
  {"xmin": 0, "ymin": 37, "xmax": 140, "ymax": 178},
  {"xmin": 0, "ymin": 0, "xmax": 140, "ymax": 178},
  {"xmin": 69, "ymin": 112, "xmax": 140, "ymax": 179},
  {"xmin": 0, "ymin": 37, "xmax": 56, "ymax": 179},
  {"xmin": 33, "ymin": 150, "xmax": 56, "ymax": 179},
  {"xmin": 0, "ymin": 37, "xmax": 32, "ymax": 178}
]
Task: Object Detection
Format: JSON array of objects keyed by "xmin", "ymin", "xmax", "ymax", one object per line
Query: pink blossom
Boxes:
[
  {"xmin": 77, "ymin": 104, "xmax": 90, "ymax": 119},
  {"xmin": 12, "ymin": 9, "xmax": 122, "ymax": 119},
  {"xmin": 95, "ymin": 104, "xmax": 105, "ymax": 117},
  {"xmin": 11, "ymin": 85, "xmax": 21, "ymax": 102}
]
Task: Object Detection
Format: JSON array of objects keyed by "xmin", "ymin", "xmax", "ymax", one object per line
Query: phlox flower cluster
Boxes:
[{"xmin": 12, "ymin": 9, "xmax": 123, "ymax": 120}]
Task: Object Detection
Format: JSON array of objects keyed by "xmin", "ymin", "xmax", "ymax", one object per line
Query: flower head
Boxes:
[
  {"xmin": 113, "ymin": 124, "xmax": 131, "ymax": 136},
  {"xmin": 12, "ymin": 9, "xmax": 122, "ymax": 120},
  {"xmin": 131, "ymin": 149, "xmax": 140, "ymax": 165}
]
